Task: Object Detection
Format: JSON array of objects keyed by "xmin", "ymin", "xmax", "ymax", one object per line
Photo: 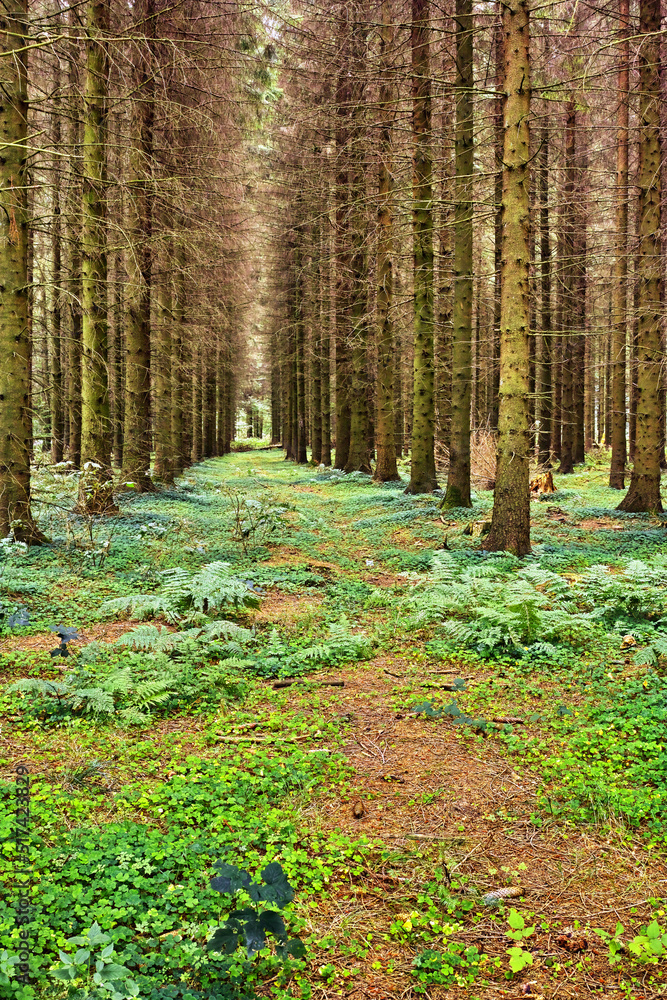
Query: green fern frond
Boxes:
[
  {"xmin": 69, "ymin": 687, "xmax": 116, "ymax": 715},
  {"xmin": 200, "ymin": 620, "xmax": 253, "ymax": 643},
  {"xmin": 98, "ymin": 594, "xmax": 179, "ymax": 622},
  {"xmin": 114, "ymin": 625, "xmax": 197, "ymax": 652},
  {"xmin": 188, "ymin": 562, "xmax": 260, "ymax": 613}
]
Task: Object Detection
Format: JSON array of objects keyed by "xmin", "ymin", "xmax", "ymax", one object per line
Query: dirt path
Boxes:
[{"xmin": 292, "ymin": 661, "xmax": 667, "ymax": 998}]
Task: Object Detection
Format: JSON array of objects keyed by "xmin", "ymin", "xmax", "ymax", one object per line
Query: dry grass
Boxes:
[{"xmin": 436, "ymin": 429, "xmax": 497, "ymax": 491}]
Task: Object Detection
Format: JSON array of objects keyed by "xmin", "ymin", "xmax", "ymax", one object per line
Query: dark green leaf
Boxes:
[
  {"xmin": 242, "ymin": 919, "xmax": 265, "ymax": 955},
  {"xmin": 259, "ymin": 911, "xmax": 286, "ymax": 939},
  {"xmin": 207, "ymin": 927, "xmax": 239, "ymax": 955}
]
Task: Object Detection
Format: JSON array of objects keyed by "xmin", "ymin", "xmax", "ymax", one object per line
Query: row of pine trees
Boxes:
[
  {"xmin": 0, "ymin": 0, "xmax": 664, "ymax": 557},
  {"xmin": 266, "ymin": 0, "xmax": 665, "ymax": 553}
]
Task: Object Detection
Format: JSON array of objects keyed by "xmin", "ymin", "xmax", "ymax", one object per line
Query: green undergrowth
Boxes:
[
  {"xmin": 2, "ymin": 450, "xmax": 667, "ymax": 997},
  {"xmin": 0, "ymin": 747, "xmax": 378, "ymax": 998}
]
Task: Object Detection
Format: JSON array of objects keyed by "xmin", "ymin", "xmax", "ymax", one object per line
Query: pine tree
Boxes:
[
  {"xmin": 0, "ymin": 0, "xmax": 45, "ymax": 542},
  {"xmin": 484, "ymin": 0, "xmax": 531, "ymax": 556}
]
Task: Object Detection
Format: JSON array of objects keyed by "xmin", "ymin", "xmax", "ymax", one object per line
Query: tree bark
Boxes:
[
  {"xmin": 443, "ymin": 0, "xmax": 473, "ymax": 507},
  {"xmin": 491, "ymin": 0, "xmax": 504, "ymax": 431},
  {"xmin": 0, "ymin": 0, "xmax": 45, "ymax": 541},
  {"xmin": 609, "ymin": 0, "xmax": 629, "ymax": 488},
  {"xmin": 536, "ymin": 124, "xmax": 552, "ymax": 465},
  {"xmin": 407, "ymin": 0, "xmax": 438, "ymax": 494},
  {"xmin": 171, "ymin": 249, "xmax": 185, "ymax": 475},
  {"xmin": 66, "ymin": 12, "xmax": 82, "ymax": 469},
  {"xmin": 374, "ymin": 0, "xmax": 399, "ymax": 483},
  {"xmin": 333, "ymin": 12, "xmax": 353, "ymax": 469},
  {"xmin": 618, "ymin": 0, "xmax": 663, "ymax": 512},
  {"xmin": 80, "ymin": 0, "xmax": 115, "ymax": 513},
  {"xmin": 484, "ymin": 0, "xmax": 531, "ymax": 557},
  {"xmin": 559, "ymin": 104, "xmax": 576, "ymax": 474},
  {"xmin": 50, "ymin": 76, "xmax": 64, "ymax": 466},
  {"xmin": 153, "ymin": 259, "xmax": 173, "ymax": 482},
  {"xmin": 121, "ymin": 0, "xmax": 156, "ymax": 491}
]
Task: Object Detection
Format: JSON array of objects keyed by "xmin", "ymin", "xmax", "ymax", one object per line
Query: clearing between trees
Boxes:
[{"xmin": 1, "ymin": 451, "xmax": 667, "ymax": 999}]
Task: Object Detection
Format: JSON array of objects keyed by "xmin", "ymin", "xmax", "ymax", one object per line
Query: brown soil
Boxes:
[
  {"xmin": 253, "ymin": 592, "xmax": 325, "ymax": 625},
  {"xmin": 2, "ymin": 620, "xmax": 147, "ymax": 655},
  {"xmin": 290, "ymin": 662, "xmax": 667, "ymax": 999}
]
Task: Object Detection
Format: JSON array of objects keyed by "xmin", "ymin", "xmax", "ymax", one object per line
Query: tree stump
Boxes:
[{"xmin": 530, "ymin": 471, "xmax": 556, "ymax": 495}]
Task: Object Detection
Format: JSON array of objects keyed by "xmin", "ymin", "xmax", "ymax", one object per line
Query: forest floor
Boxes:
[{"xmin": 1, "ymin": 450, "xmax": 667, "ymax": 1000}]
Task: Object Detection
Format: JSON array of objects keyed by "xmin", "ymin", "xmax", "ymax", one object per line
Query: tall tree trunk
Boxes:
[
  {"xmin": 0, "ymin": 0, "xmax": 45, "ymax": 541},
  {"xmin": 407, "ymin": 0, "xmax": 438, "ymax": 493},
  {"xmin": 609, "ymin": 0, "xmax": 629, "ymax": 488},
  {"xmin": 153, "ymin": 259, "xmax": 173, "ymax": 482},
  {"xmin": 203, "ymin": 344, "xmax": 216, "ymax": 457},
  {"xmin": 191, "ymin": 343, "xmax": 202, "ymax": 463},
  {"xmin": 559, "ymin": 104, "xmax": 576, "ymax": 474},
  {"xmin": 80, "ymin": 0, "xmax": 115, "ymax": 512},
  {"xmin": 334, "ymin": 13, "xmax": 352, "ymax": 470},
  {"xmin": 171, "ymin": 250, "xmax": 185, "ymax": 474},
  {"xmin": 270, "ymin": 327, "xmax": 281, "ymax": 445},
  {"xmin": 311, "ymin": 217, "xmax": 323, "ymax": 465},
  {"xmin": 618, "ymin": 0, "xmax": 663, "ymax": 512},
  {"xmin": 443, "ymin": 0, "xmax": 473, "ymax": 507},
  {"xmin": 109, "ymin": 241, "xmax": 124, "ymax": 467},
  {"xmin": 573, "ymin": 138, "xmax": 587, "ymax": 465},
  {"xmin": 536, "ymin": 124, "xmax": 552, "ymax": 465},
  {"xmin": 121, "ymin": 0, "xmax": 155, "ymax": 491},
  {"xmin": 321, "ymin": 209, "xmax": 333, "ymax": 466},
  {"xmin": 50, "ymin": 100, "xmax": 64, "ymax": 465},
  {"xmin": 435, "ymin": 118, "xmax": 453, "ymax": 453},
  {"xmin": 435, "ymin": 46, "xmax": 453, "ymax": 454},
  {"xmin": 374, "ymin": 0, "xmax": 399, "ymax": 483},
  {"xmin": 66, "ymin": 14, "xmax": 82, "ymax": 469},
  {"xmin": 295, "ymin": 229, "xmax": 308, "ymax": 464},
  {"xmin": 484, "ymin": 0, "xmax": 531, "ymax": 556},
  {"xmin": 491, "ymin": 0, "xmax": 504, "ymax": 431}
]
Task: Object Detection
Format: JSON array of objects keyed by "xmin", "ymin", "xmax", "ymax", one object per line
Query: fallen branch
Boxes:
[
  {"xmin": 272, "ymin": 679, "xmax": 345, "ymax": 689},
  {"xmin": 214, "ymin": 733, "xmax": 313, "ymax": 744}
]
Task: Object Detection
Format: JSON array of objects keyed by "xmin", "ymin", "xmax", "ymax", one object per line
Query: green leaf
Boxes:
[
  {"xmin": 52, "ymin": 967, "xmax": 78, "ymax": 981},
  {"xmin": 507, "ymin": 946, "xmax": 533, "ymax": 973},
  {"xmin": 259, "ymin": 910, "xmax": 286, "ymax": 939},
  {"xmin": 242, "ymin": 918, "xmax": 265, "ymax": 955},
  {"xmin": 286, "ymin": 938, "xmax": 307, "ymax": 959},
  {"xmin": 96, "ymin": 963, "xmax": 131, "ymax": 981},
  {"xmin": 207, "ymin": 927, "xmax": 239, "ymax": 955}
]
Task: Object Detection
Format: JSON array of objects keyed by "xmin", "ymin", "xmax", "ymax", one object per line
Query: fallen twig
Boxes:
[{"xmin": 272, "ymin": 679, "xmax": 345, "ymax": 690}]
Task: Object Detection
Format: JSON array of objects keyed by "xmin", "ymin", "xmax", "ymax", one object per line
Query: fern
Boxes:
[
  {"xmin": 633, "ymin": 630, "xmax": 667, "ymax": 667},
  {"xmin": 98, "ymin": 594, "xmax": 180, "ymax": 623},
  {"xmin": 99, "ymin": 562, "xmax": 259, "ymax": 623},
  {"xmin": 114, "ymin": 620, "xmax": 252, "ymax": 655},
  {"xmin": 186, "ymin": 562, "xmax": 260, "ymax": 613},
  {"xmin": 293, "ymin": 618, "xmax": 371, "ymax": 666}
]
